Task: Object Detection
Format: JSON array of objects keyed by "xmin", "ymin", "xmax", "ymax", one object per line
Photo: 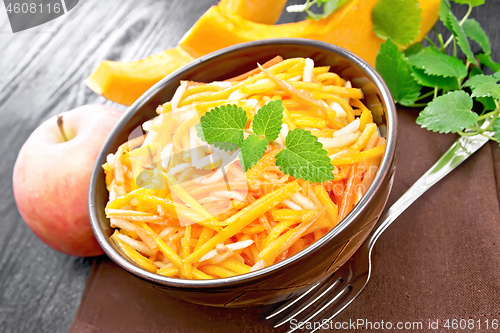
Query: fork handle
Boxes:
[{"xmin": 366, "ymin": 134, "xmax": 489, "ymax": 251}]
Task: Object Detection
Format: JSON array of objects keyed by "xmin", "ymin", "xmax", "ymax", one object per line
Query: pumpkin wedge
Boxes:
[
  {"xmin": 180, "ymin": 0, "xmax": 440, "ymax": 67},
  {"xmin": 86, "ymin": 46, "xmax": 194, "ymax": 107},
  {"xmin": 218, "ymin": 0, "xmax": 288, "ymax": 24},
  {"xmin": 86, "ymin": 0, "xmax": 440, "ymax": 106},
  {"xmin": 86, "ymin": 0, "xmax": 288, "ymax": 106}
]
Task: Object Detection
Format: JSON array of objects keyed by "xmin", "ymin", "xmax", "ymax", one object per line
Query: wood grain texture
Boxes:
[
  {"xmin": 0, "ymin": 1, "xmax": 304, "ymax": 332},
  {"xmin": 0, "ymin": 0, "xmax": 498, "ymax": 332},
  {"xmin": 0, "ymin": 1, "xmax": 217, "ymax": 332}
]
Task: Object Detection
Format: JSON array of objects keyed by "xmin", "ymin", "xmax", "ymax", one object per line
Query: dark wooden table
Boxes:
[{"xmin": 1, "ymin": 1, "xmax": 498, "ymax": 332}]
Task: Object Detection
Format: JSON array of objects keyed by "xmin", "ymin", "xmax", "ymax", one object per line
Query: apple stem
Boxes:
[{"xmin": 57, "ymin": 115, "xmax": 69, "ymax": 142}]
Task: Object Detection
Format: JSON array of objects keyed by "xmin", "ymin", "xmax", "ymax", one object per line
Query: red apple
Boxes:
[{"xmin": 13, "ymin": 105, "xmax": 122, "ymax": 257}]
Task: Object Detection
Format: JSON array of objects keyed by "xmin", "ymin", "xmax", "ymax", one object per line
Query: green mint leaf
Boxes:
[
  {"xmin": 493, "ymin": 118, "xmax": 500, "ymax": 146},
  {"xmin": 463, "ymin": 74, "xmax": 500, "ymax": 99},
  {"xmin": 495, "ymin": 72, "xmax": 500, "ymax": 79},
  {"xmin": 275, "ymin": 129, "xmax": 334, "ymax": 183},
  {"xmin": 197, "ymin": 104, "xmax": 247, "ymax": 151},
  {"xmin": 411, "ymin": 68, "xmax": 459, "ymax": 90},
  {"xmin": 375, "ymin": 39, "xmax": 422, "ymax": 106},
  {"xmin": 408, "ymin": 47, "xmax": 468, "ymax": 79},
  {"xmin": 469, "ymin": 66, "xmax": 483, "ymax": 77},
  {"xmin": 239, "ymin": 135, "xmax": 269, "ymax": 172},
  {"xmin": 416, "ymin": 91, "xmax": 477, "ymax": 133},
  {"xmin": 371, "ymin": 0, "xmax": 422, "ymax": 45},
  {"xmin": 404, "ymin": 42, "xmax": 424, "ymax": 57},
  {"xmin": 447, "ymin": 11, "xmax": 478, "ymax": 65},
  {"xmin": 477, "ymin": 54, "xmax": 500, "ymax": 73},
  {"xmin": 462, "ymin": 18, "xmax": 491, "ymax": 55},
  {"xmin": 252, "ymin": 100, "xmax": 284, "ymax": 142},
  {"xmin": 451, "ymin": 0, "xmax": 485, "ymax": 6},
  {"xmin": 439, "ymin": 0, "xmax": 453, "ymax": 31},
  {"xmin": 476, "ymin": 97, "xmax": 497, "ymax": 112},
  {"xmin": 216, "ymin": 142, "xmax": 240, "ymax": 152},
  {"xmin": 195, "ymin": 123, "xmax": 205, "ymax": 140}
]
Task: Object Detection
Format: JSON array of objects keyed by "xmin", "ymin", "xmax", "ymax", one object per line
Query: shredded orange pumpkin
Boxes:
[{"xmin": 103, "ymin": 57, "xmax": 385, "ymax": 279}]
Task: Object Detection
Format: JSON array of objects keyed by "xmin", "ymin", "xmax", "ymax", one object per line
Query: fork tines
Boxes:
[{"xmin": 266, "ymin": 263, "xmax": 354, "ymax": 332}]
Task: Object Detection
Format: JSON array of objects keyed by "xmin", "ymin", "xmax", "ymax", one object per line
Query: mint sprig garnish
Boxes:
[
  {"xmin": 197, "ymin": 101, "xmax": 334, "ymax": 183},
  {"xmin": 373, "ymin": 0, "xmax": 500, "ymax": 146}
]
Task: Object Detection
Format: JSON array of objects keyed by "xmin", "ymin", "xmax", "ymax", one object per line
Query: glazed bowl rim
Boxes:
[{"xmin": 89, "ymin": 38, "xmax": 397, "ymax": 289}]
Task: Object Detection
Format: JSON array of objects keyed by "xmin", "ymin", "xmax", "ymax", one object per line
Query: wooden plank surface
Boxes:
[{"xmin": 0, "ymin": 1, "xmax": 498, "ymax": 332}]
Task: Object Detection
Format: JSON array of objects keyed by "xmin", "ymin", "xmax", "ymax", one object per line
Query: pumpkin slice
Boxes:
[
  {"xmin": 86, "ymin": 46, "xmax": 194, "ymax": 106},
  {"xmin": 218, "ymin": 0, "xmax": 287, "ymax": 24},
  {"xmin": 86, "ymin": 0, "xmax": 288, "ymax": 106},
  {"xmin": 180, "ymin": 0, "xmax": 440, "ymax": 67},
  {"xmin": 86, "ymin": 0, "xmax": 440, "ymax": 106}
]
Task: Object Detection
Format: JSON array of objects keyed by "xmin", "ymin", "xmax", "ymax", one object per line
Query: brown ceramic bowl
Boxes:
[{"xmin": 89, "ymin": 38, "xmax": 397, "ymax": 308}]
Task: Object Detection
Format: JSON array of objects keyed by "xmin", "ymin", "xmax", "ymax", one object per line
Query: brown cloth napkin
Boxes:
[{"xmin": 69, "ymin": 110, "xmax": 500, "ymax": 333}]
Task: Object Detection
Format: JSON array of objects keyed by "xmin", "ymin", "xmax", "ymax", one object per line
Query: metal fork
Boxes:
[{"xmin": 267, "ymin": 127, "xmax": 492, "ymax": 332}]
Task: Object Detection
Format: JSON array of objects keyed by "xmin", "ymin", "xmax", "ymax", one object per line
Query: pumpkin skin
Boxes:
[{"xmin": 86, "ymin": 0, "xmax": 440, "ymax": 106}]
